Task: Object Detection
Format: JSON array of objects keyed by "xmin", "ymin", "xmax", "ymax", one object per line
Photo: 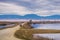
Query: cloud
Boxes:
[
  {"xmin": 34, "ymin": 10, "xmax": 60, "ymax": 16},
  {"xmin": 0, "ymin": 0, "xmax": 60, "ymax": 10},
  {"xmin": 12, "ymin": 0, "xmax": 60, "ymax": 10},
  {"xmin": 0, "ymin": 0, "xmax": 60, "ymax": 16},
  {"xmin": 48, "ymin": 0, "xmax": 60, "ymax": 6},
  {"xmin": 0, "ymin": 2, "xmax": 33, "ymax": 15}
]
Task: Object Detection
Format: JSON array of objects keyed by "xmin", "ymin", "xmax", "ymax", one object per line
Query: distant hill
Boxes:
[
  {"xmin": 23, "ymin": 14, "xmax": 43, "ymax": 19},
  {"xmin": 0, "ymin": 15, "xmax": 22, "ymax": 19},
  {"xmin": 0, "ymin": 14, "xmax": 60, "ymax": 19},
  {"xmin": 45, "ymin": 15, "xmax": 60, "ymax": 19}
]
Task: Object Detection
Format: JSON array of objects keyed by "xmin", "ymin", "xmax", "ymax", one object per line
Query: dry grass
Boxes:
[{"xmin": 14, "ymin": 29, "xmax": 56, "ymax": 40}]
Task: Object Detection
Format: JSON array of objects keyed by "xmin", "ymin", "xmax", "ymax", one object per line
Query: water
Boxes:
[
  {"xmin": 0, "ymin": 23, "xmax": 60, "ymax": 40},
  {"xmin": 0, "ymin": 26, "xmax": 7, "ymax": 28},
  {"xmin": 32, "ymin": 23, "xmax": 60, "ymax": 29},
  {"xmin": 31, "ymin": 24, "xmax": 40, "ymax": 28},
  {"xmin": 32, "ymin": 23, "xmax": 60, "ymax": 40},
  {"xmin": 0, "ymin": 24, "xmax": 15, "ymax": 28}
]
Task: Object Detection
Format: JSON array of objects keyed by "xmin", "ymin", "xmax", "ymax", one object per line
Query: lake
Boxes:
[{"xmin": 32, "ymin": 23, "xmax": 60, "ymax": 40}]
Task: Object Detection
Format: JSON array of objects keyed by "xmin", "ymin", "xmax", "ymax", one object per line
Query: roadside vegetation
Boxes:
[{"xmin": 14, "ymin": 29, "xmax": 54, "ymax": 40}]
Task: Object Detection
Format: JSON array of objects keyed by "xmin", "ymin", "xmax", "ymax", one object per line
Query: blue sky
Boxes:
[{"xmin": 0, "ymin": 0, "xmax": 60, "ymax": 16}]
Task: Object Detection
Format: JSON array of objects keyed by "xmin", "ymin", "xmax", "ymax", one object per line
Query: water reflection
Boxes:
[
  {"xmin": 32, "ymin": 23, "xmax": 60, "ymax": 40},
  {"xmin": 0, "ymin": 23, "xmax": 16, "ymax": 29},
  {"xmin": 32, "ymin": 23, "xmax": 60, "ymax": 30},
  {"xmin": 34, "ymin": 34, "xmax": 60, "ymax": 40},
  {"xmin": 31, "ymin": 24, "xmax": 40, "ymax": 28}
]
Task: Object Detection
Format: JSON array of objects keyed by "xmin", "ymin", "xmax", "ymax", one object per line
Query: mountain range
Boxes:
[{"xmin": 0, "ymin": 14, "xmax": 60, "ymax": 19}]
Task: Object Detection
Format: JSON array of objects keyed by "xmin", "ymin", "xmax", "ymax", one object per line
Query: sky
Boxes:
[{"xmin": 0, "ymin": 0, "xmax": 60, "ymax": 16}]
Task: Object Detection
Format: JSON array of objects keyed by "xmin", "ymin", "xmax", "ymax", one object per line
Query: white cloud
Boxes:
[
  {"xmin": 18, "ymin": 0, "xmax": 31, "ymax": 2},
  {"xmin": 0, "ymin": 2, "xmax": 33, "ymax": 15},
  {"xmin": 34, "ymin": 10, "xmax": 60, "ymax": 16},
  {"xmin": 0, "ymin": 2, "xmax": 60, "ymax": 16}
]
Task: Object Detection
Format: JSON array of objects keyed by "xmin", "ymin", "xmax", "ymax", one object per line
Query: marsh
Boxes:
[{"xmin": 0, "ymin": 23, "xmax": 60, "ymax": 40}]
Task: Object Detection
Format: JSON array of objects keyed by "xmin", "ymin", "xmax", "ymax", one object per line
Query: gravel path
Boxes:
[{"xmin": 0, "ymin": 25, "xmax": 22, "ymax": 40}]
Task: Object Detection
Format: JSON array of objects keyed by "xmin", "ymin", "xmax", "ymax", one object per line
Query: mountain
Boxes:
[
  {"xmin": 0, "ymin": 14, "xmax": 43, "ymax": 19},
  {"xmin": 0, "ymin": 14, "xmax": 60, "ymax": 19},
  {"xmin": 45, "ymin": 15, "xmax": 60, "ymax": 19},
  {"xmin": 23, "ymin": 14, "xmax": 43, "ymax": 19},
  {"xmin": 0, "ymin": 15, "xmax": 22, "ymax": 19}
]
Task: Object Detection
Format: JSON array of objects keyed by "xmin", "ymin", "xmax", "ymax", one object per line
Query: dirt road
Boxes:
[{"xmin": 0, "ymin": 25, "xmax": 22, "ymax": 40}]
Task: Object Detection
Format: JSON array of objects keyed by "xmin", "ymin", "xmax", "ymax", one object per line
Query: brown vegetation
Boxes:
[
  {"xmin": 14, "ymin": 21, "xmax": 54, "ymax": 40},
  {"xmin": 14, "ymin": 29, "xmax": 55, "ymax": 40}
]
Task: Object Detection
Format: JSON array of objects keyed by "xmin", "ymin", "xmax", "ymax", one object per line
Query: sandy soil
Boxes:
[{"xmin": 0, "ymin": 25, "xmax": 22, "ymax": 40}]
